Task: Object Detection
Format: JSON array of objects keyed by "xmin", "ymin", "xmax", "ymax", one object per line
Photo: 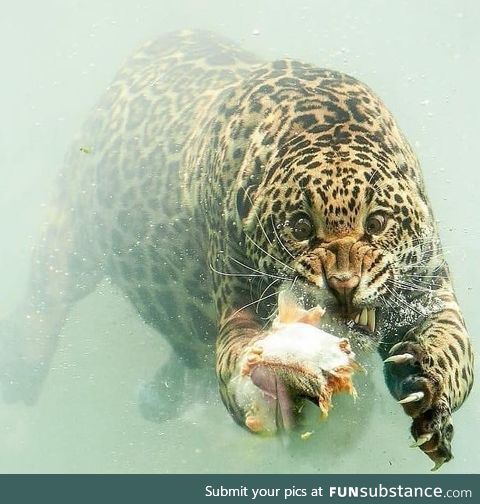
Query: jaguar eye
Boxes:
[
  {"xmin": 290, "ymin": 214, "xmax": 314, "ymax": 241},
  {"xmin": 365, "ymin": 212, "xmax": 388, "ymax": 235}
]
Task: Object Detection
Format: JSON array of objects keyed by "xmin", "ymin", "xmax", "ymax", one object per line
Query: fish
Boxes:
[{"xmin": 235, "ymin": 291, "xmax": 361, "ymax": 434}]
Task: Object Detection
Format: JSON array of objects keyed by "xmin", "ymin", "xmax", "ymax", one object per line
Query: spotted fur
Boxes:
[{"xmin": 0, "ymin": 30, "xmax": 473, "ymax": 468}]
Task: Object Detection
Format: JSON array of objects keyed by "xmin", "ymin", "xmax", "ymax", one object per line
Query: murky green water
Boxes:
[{"xmin": 0, "ymin": 0, "xmax": 478, "ymax": 473}]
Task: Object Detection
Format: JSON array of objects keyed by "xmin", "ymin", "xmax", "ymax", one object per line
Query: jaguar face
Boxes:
[
  {"xmin": 242, "ymin": 152, "xmax": 440, "ymax": 340},
  {"xmin": 231, "ymin": 65, "xmax": 445, "ymax": 341}
]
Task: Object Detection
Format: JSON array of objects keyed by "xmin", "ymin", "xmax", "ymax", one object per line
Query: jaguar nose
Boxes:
[{"xmin": 327, "ymin": 274, "xmax": 360, "ymax": 298}]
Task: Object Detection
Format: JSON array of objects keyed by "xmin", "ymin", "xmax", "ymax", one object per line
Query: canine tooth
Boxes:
[
  {"xmin": 384, "ymin": 353, "xmax": 415, "ymax": 364},
  {"xmin": 354, "ymin": 313, "xmax": 360, "ymax": 324},
  {"xmin": 398, "ymin": 391, "xmax": 424, "ymax": 404},
  {"xmin": 359, "ymin": 308, "xmax": 368, "ymax": 326},
  {"xmin": 367, "ymin": 309, "xmax": 376, "ymax": 332},
  {"xmin": 410, "ymin": 433, "xmax": 433, "ymax": 448}
]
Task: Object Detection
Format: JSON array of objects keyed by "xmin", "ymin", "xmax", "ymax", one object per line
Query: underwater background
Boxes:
[{"xmin": 0, "ymin": 0, "xmax": 478, "ymax": 473}]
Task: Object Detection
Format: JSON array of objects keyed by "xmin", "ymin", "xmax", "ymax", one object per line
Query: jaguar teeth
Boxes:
[
  {"xmin": 359, "ymin": 308, "xmax": 368, "ymax": 326},
  {"xmin": 351, "ymin": 308, "xmax": 376, "ymax": 332},
  {"xmin": 367, "ymin": 309, "xmax": 376, "ymax": 332}
]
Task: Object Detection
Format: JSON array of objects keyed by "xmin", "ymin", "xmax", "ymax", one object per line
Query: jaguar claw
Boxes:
[
  {"xmin": 431, "ymin": 458, "xmax": 446, "ymax": 472},
  {"xmin": 410, "ymin": 433, "xmax": 433, "ymax": 448},
  {"xmin": 398, "ymin": 391, "xmax": 424, "ymax": 404},
  {"xmin": 384, "ymin": 353, "xmax": 415, "ymax": 364}
]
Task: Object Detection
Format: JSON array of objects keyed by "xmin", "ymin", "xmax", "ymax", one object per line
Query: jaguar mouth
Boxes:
[
  {"xmin": 286, "ymin": 276, "xmax": 378, "ymax": 334},
  {"xmin": 350, "ymin": 307, "xmax": 376, "ymax": 332}
]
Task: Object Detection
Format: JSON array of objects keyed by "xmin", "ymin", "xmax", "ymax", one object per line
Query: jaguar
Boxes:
[{"xmin": 0, "ymin": 30, "xmax": 473, "ymax": 470}]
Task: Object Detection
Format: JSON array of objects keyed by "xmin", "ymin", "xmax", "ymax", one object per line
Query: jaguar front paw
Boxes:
[{"xmin": 384, "ymin": 340, "xmax": 453, "ymax": 470}]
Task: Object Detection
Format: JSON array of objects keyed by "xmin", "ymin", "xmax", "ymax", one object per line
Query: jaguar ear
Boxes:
[{"xmin": 236, "ymin": 183, "xmax": 258, "ymax": 220}]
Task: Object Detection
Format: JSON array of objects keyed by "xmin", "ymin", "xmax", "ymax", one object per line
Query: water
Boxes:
[{"xmin": 0, "ymin": 0, "xmax": 478, "ymax": 473}]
